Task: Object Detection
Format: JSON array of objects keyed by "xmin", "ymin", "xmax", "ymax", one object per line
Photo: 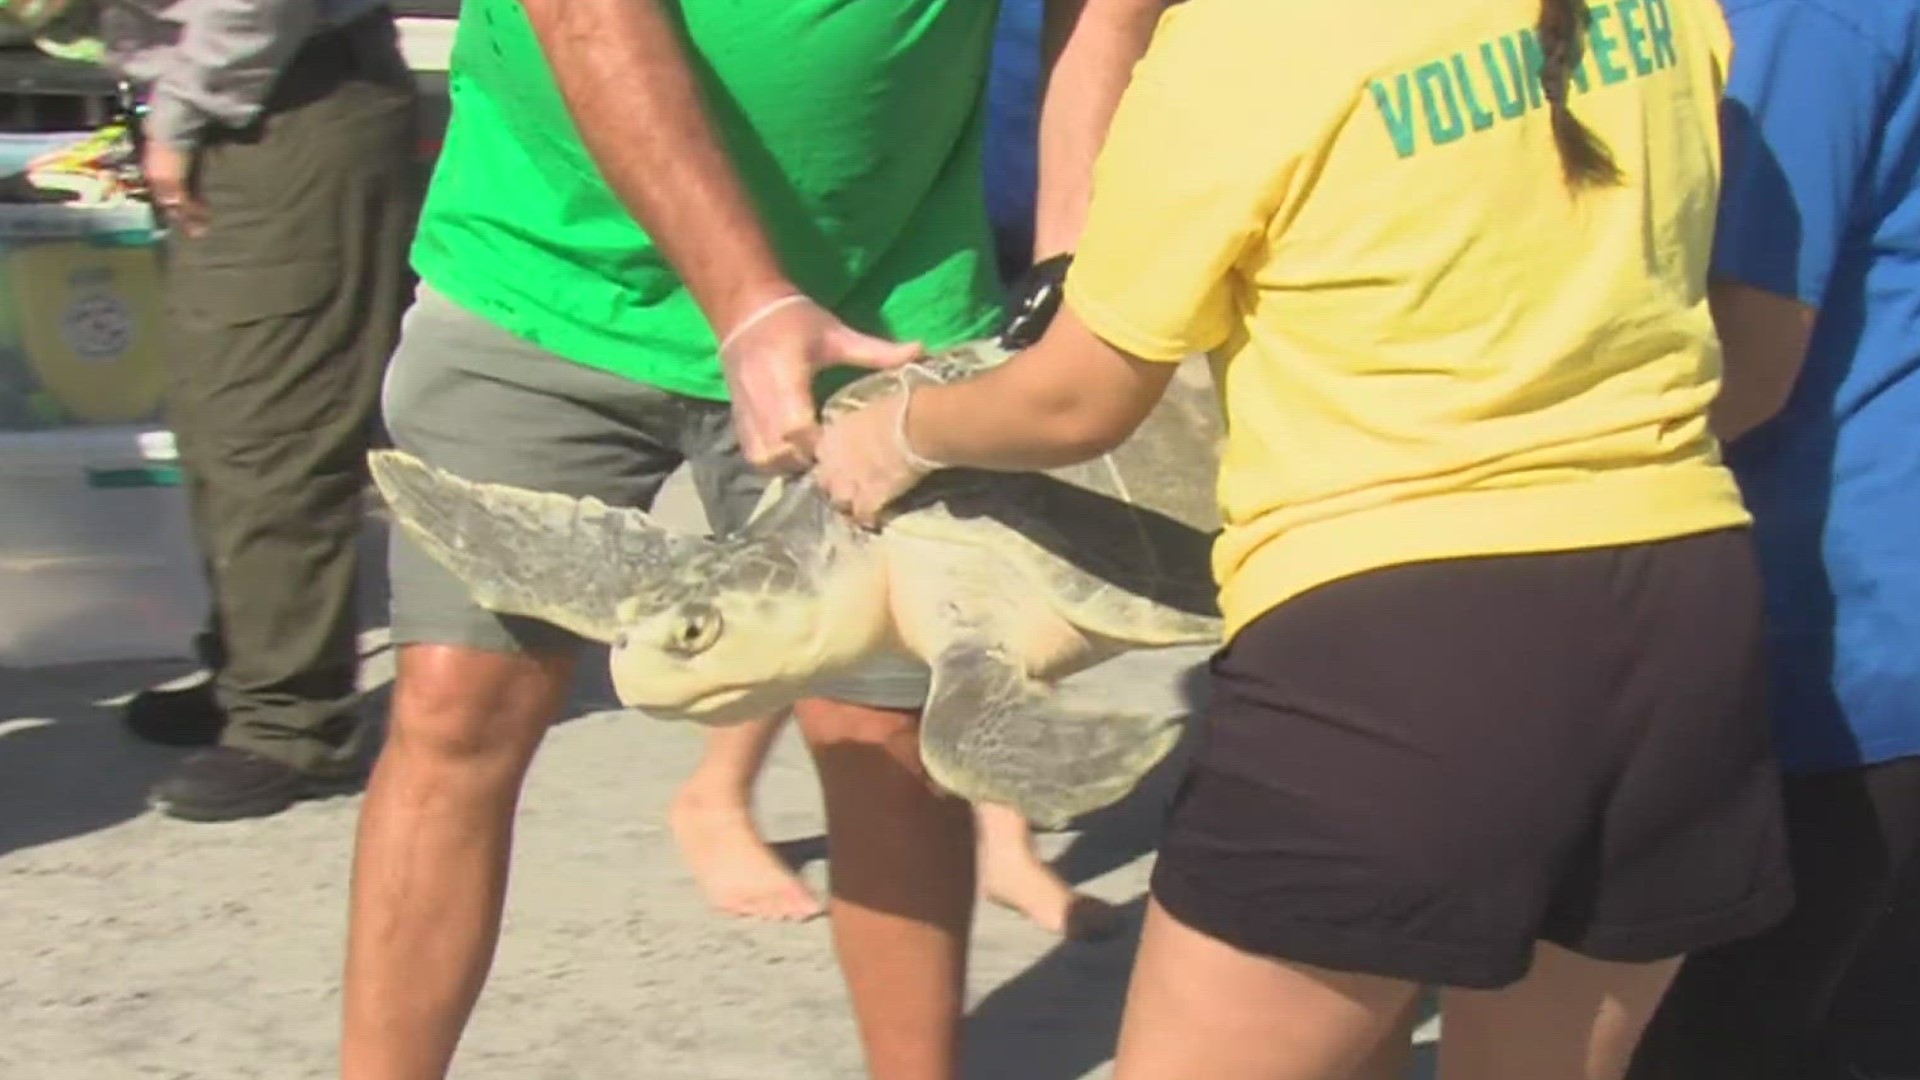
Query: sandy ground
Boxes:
[
  {"xmin": 0, "ymin": 470, "xmax": 1363, "ymax": 1080},
  {"xmin": 5, "ymin": 468, "xmax": 1912, "ymax": 1078}
]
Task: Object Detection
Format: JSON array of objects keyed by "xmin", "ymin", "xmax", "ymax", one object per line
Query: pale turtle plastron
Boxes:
[{"xmin": 368, "ymin": 341, "xmax": 1225, "ymax": 827}]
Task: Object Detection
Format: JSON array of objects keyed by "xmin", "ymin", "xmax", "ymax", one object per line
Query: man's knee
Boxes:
[
  {"xmin": 385, "ymin": 643, "xmax": 573, "ymax": 767},
  {"xmin": 796, "ymin": 696, "xmax": 919, "ymax": 745}
]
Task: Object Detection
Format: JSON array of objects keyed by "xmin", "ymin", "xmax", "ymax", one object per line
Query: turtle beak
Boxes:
[{"xmin": 368, "ymin": 449, "xmax": 692, "ymax": 643}]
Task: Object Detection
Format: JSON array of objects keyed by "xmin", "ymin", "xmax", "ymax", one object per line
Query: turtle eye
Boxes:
[{"xmin": 663, "ymin": 603, "xmax": 723, "ymax": 657}]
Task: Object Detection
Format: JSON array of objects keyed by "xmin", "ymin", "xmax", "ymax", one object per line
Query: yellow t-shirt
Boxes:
[{"xmin": 1067, "ymin": 0, "xmax": 1749, "ymax": 640}]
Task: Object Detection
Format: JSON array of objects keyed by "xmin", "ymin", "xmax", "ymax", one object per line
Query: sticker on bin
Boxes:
[{"xmin": 0, "ymin": 210, "xmax": 167, "ymax": 431}]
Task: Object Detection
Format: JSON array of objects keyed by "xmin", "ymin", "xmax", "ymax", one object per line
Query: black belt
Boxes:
[{"xmin": 296, "ymin": 5, "xmax": 398, "ymax": 69}]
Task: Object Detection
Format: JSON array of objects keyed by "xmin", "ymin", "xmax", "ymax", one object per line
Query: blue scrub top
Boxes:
[
  {"xmin": 1716, "ymin": 0, "xmax": 1920, "ymax": 773},
  {"xmin": 983, "ymin": 0, "xmax": 1041, "ymax": 285}
]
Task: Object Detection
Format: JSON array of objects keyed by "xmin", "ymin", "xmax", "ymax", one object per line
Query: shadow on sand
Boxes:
[{"xmin": 0, "ymin": 660, "xmax": 197, "ymax": 857}]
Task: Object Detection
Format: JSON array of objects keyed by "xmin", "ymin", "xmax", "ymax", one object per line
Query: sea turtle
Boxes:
[{"xmin": 367, "ymin": 340, "xmax": 1224, "ymax": 826}]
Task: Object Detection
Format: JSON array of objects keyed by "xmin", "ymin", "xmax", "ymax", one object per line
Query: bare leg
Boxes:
[
  {"xmin": 670, "ymin": 715, "xmax": 823, "ymax": 921},
  {"xmin": 1439, "ymin": 943, "xmax": 1681, "ymax": 1080},
  {"xmin": 1353, "ymin": 993, "xmax": 1424, "ymax": 1080},
  {"xmin": 975, "ymin": 802, "xmax": 1121, "ymax": 940},
  {"xmin": 1112, "ymin": 898, "xmax": 1423, "ymax": 1080},
  {"xmin": 339, "ymin": 644, "xmax": 576, "ymax": 1080},
  {"xmin": 797, "ymin": 698, "xmax": 974, "ymax": 1080}
]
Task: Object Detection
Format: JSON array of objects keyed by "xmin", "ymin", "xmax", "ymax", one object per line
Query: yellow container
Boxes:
[{"xmin": 3, "ymin": 234, "xmax": 167, "ymax": 426}]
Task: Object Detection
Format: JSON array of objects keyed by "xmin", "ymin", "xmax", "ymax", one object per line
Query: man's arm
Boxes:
[
  {"xmin": 519, "ymin": 0, "xmax": 918, "ymax": 474},
  {"xmin": 1032, "ymin": 0, "xmax": 1168, "ymax": 259},
  {"xmin": 141, "ymin": 0, "xmax": 319, "ymax": 234},
  {"xmin": 1708, "ymin": 280, "xmax": 1816, "ymax": 442},
  {"xmin": 517, "ymin": 0, "xmax": 794, "ymax": 336}
]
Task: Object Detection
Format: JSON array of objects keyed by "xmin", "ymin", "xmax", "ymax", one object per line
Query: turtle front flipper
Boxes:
[
  {"xmin": 369, "ymin": 449, "xmax": 694, "ymax": 643},
  {"xmin": 917, "ymin": 636, "xmax": 1184, "ymax": 829}
]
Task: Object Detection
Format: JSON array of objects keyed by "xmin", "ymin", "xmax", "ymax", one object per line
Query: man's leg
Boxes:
[
  {"xmin": 670, "ymin": 716, "xmax": 825, "ymax": 920},
  {"xmin": 148, "ymin": 14, "xmax": 420, "ymax": 819},
  {"xmin": 342, "ymin": 278, "xmax": 693, "ymax": 1078},
  {"xmin": 797, "ymin": 697, "xmax": 975, "ymax": 1080},
  {"xmin": 340, "ymin": 643, "xmax": 576, "ymax": 1080},
  {"xmin": 123, "ymin": 435, "xmax": 229, "ymax": 747}
]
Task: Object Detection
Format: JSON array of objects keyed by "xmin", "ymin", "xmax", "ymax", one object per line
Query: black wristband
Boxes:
[{"xmin": 997, "ymin": 252, "xmax": 1074, "ymax": 350}]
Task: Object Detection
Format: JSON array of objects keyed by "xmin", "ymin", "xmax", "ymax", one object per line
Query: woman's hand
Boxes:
[
  {"xmin": 814, "ymin": 391, "xmax": 936, "ymax": 528},
  {"xmin": 816, "ymin": 307, "xmax": 1180, "ymax": 528}
]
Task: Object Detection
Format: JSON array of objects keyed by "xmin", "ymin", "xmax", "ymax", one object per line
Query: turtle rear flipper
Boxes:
[{"xmin": 918, "ymin": 637, "xmax": 1183, "ymax": 829}]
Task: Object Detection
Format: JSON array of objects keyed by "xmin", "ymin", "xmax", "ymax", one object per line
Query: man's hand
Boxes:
[
  {"xmin": 143, "ymin": 141, "xmax": 209, "ymax": 238},
  {"xmin": 719, "ymin": 295, "xmax": 922, "ymax": 474}
]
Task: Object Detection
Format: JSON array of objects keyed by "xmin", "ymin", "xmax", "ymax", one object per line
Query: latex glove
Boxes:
[
  {"xmin": 814, "ymin": 389, "xmax": 940, "ymax": 529},
  {"xmin": 719, "ymin": 295, "xmax": 921, "ymax": 475},
  {"xmin": 142, "ymin": 140, "xmax": 208, "ymax": 238}
]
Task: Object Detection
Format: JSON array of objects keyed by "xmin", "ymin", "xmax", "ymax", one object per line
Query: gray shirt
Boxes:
[{"xmin": 101, "ymin": 0, "xmax": 386, "ymax": 149}]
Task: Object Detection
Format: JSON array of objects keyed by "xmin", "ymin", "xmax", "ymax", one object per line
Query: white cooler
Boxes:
[{"xmin": 0, "ymin": 425, "xmax": 204, "ymax": 667}]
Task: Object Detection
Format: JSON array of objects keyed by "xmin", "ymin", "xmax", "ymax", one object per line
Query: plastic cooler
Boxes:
[
  {"xmin": 0, "ymin": 426, "xmax": 203, "ymax": 667},
  {"xmin": 0, "ymin": 131, "xmax": 204, "ymax": 668}
]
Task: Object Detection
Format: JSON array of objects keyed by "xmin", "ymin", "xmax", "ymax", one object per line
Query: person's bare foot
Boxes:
[
  {"xmin": 669, "ymin": 787, "xmax": 823, "ymax": 922},
  {"xmin": 978, "ymin": 831, "xmax": 1123, "ymax": 941}
]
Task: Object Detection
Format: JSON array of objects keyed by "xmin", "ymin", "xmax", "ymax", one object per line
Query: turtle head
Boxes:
[
  {"xmin": 368, "ymin": 451, "xmax": 896, "ymax": 725},
  {"xmin": 606, "ymin": 477, "xmax": 893, "ymax": 724}
]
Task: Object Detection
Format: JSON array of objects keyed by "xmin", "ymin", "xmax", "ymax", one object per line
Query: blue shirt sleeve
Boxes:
[{"xmin": 1713, "ymin": 0, "xmax": 1891, "ymax": 307}]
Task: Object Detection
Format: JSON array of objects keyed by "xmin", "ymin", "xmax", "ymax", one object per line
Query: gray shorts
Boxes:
[{"xmin": 379, "ymin": 284, "xmax": 930, "ymax": 710}]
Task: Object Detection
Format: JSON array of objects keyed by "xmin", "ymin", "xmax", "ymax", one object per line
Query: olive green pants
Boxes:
[{"xmin": 161, "ymin": 10, "xmax": 420, "ymax": 770}]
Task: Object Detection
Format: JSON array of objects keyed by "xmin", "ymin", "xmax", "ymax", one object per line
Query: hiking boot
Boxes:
[
  {"xmin": 124, "ymin": 681, "xmax": 227, "ymax": 747},
  {"xmin": 147, "ymin": 744, "xmax": 363, "ymax": 823}
]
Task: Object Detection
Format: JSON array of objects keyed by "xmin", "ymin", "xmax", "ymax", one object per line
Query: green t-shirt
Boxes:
[{"xmin": 411, "ymin": 0, "xmax": 1008, "ymax": 401}]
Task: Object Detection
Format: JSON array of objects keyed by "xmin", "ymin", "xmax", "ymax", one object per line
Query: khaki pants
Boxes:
[{"xmin": 161, "ymin": 9, "xmax": 420, "ymax": 770}]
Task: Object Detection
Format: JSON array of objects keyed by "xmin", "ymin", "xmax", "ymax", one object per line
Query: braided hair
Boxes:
[{"xmin": 1537, "ymin": 0, "xmax": 1623, "ymax": 189}]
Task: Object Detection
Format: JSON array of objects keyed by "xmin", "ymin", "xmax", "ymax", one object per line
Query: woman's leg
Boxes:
[
  {"xmin": 669, "ymin": 715, "xmax": 823, "ymax": 921},
  {"xmin": 974, "ymin": 802, "xmax": 1122, "ymax": 939},
  {"xmin": 1111, "ymin": 899, "xmax": 1422, "ymax": 1080},
  {"xmin": 1439, "ymin": 944, "xmax": 1680, "ymax": 1080}
]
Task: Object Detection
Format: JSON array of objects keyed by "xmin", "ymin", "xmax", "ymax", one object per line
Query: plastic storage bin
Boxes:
[
  {"xmin": 0, "ymin": 132, "xmax": 199, "ymax": 667},
  {"xmin": 0, "ymin": 424, "xmax": 204, "ymax": 667},
  {"xmin": 0, "ymin": 145, "xmax": 165, "ymax": 434}
]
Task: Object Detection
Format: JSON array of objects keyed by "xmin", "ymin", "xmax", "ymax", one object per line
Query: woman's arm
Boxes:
[
  {"xmin": 815, "ymin": 1, "xmax": 1298, "ymax": 526},
  {"xmin": 912, "ymin": 308, "xmax": 1177, "ymax": 470},
  {"xmin": 1708, "ymin": 279, "xmax": 1816, "ymax": 443},
  {"xmin": 813, "ymin": 308, "xmax": 1177, "ymax": 526},
  {"xmin": 1033, "ymin": 0, "xmax": 1170, "ymax": 260}
]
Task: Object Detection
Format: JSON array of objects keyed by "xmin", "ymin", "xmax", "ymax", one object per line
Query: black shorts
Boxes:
[{"xmin": 1151, "ymin": 528, "xmax": 1795, "ymax": 990}]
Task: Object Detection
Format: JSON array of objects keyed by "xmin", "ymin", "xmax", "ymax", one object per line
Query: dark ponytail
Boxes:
[{"xmin": 1538, "ymin": 0, "xmax": 1622, "ymax": 189}]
